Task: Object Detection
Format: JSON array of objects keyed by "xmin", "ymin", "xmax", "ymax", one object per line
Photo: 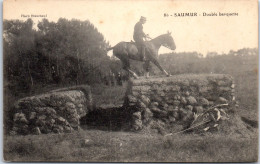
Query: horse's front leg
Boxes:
[
  {"xmin": 163, "ymin": 70, "xmax": 172, "ymax": 77},
  {"xmin": 151, "ymin": 58, "xmax": 171, "ymax": 77}
]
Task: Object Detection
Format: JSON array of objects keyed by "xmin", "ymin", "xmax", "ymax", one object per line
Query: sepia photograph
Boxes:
[{"xmin": 3, "ymin": 0, "xmax": 258, "ymax": 162}]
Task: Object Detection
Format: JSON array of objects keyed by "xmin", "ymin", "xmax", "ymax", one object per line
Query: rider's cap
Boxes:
[{"xmin": 140, "ymin": 16, "xmax": 147, "ymax": 21}]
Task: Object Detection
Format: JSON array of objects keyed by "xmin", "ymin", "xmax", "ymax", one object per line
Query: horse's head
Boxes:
[{"xmin": 162, "ymin": 31, "xmax": 176, "ymax": 50}]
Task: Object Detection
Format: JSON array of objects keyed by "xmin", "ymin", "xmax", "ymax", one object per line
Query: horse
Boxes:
[{"xmin": 107, "ymin": 32, "xmax": 176, "ymax": 79}]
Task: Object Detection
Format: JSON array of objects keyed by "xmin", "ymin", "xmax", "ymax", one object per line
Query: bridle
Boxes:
[{"xmin": 162, "ymin": 43, "xmax": 172, "ymax": 50}]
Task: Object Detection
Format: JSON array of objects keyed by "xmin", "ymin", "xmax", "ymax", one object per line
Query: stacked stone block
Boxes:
[
  {"xmin": 124, "ymin": 74, "xmax": 235, "ymax": 131},
  {"xmin": 10, "ymin": 86, "xmax": 92, "ymax": 135}
]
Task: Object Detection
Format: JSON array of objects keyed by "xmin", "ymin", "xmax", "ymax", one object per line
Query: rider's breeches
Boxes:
[{"xmin": 134, "ymin": 37, "xmax": 145, "ymax": 47}]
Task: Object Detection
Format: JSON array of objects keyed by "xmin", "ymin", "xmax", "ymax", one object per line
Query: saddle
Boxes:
[
  {"xmin": 130, "ymin": 40, "xmax": 144, "ymax": 50},
  {"xmin": 130, "ymin": 41, "xmax": 147, "ymax": 61},
  {"xmin": 130, "ymin": 40, "xmax": 138, "ymax": 47}
]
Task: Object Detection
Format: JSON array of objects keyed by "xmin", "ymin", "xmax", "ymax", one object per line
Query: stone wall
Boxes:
[
  {"xmin": 124, "ymin": 74, "xmax": 235, "ymax": 132},
  {"xmin": 10, "ymin": 85, "xmax": 92, "ymax": 135}
]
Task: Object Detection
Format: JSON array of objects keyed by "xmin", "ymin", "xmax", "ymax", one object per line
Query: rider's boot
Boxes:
[{"xmin": 140, "ymin": 46, "xmax": 146, "ymax": 61}]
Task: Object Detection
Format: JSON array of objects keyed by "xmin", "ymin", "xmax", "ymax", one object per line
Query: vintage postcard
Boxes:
[{"xmin": 3, "ymin": 0, "xmax": 258, "ymax": 162}]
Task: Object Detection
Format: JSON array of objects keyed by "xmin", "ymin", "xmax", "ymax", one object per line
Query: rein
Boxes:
[{"xmin": 146, "ymin": 36, "xmax": 172, "ymax": 50}]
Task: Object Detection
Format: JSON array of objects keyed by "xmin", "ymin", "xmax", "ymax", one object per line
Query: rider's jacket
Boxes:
[{"xmin": 133, "ymin": 21, "xmax": 146, "ymax": 42}]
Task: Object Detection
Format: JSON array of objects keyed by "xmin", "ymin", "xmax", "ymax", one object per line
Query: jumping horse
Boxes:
[{"xmin": 107, "ymin": 32, "xmax": 176, "ymax": 79}]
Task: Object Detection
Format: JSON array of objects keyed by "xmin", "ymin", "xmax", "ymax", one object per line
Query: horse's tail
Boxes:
[{"xmin": 106, "ymin": 46, "xmax": 114, "ymax": 51}]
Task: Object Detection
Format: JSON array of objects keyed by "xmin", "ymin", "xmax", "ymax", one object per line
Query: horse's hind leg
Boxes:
[
  {"xmin": 121, "ymin": 55, "xmax": 139, "ymax": 79},
  {"xmin": 127, "ymin": 69, "xmax": 139, "ymax": 79},
  {"xmin": 150, "ymin": 58, "xmax": 171, "ymax": 77}
]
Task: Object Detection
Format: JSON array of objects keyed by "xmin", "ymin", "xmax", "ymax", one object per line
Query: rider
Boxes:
[{"xmin": 133, "ymin": 16, "xmax": 149, "ymax": 61}]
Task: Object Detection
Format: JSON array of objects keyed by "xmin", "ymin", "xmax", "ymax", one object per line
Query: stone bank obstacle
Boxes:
[
  {"xmin": 124, "ymin": 74, "xmax": 235, "ymax": 133},
  {"xmin": 10, "ymin": 74, "xmax": 236, "ymax": 135},
  {"xmin": 10, "ymin": 86, "xmax": 92, "ymax": 135}
]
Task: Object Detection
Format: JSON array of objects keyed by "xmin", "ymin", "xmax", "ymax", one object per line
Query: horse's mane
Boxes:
[{"xmin": 151, "ymin": 34, "xmax": 169, "ymax": 42}]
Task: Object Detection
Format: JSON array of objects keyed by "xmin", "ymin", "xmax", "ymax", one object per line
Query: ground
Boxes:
[
  {"xmin": 4, "ymin": 129, "xmax": 257, "ymax": 162},
  {"xmin": 3, "ymin": 72, "xmax": 258, "ymax": 162}
]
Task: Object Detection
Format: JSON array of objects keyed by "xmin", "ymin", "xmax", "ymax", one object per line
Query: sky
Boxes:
[{"xmin": 3, "ymin": 0, "xmax": 258, "ymax": 56}]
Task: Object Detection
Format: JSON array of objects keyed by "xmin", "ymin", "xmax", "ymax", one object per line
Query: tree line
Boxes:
[
  {"xmin": 150, "ymin": 48, "xmax": 258, "ymax": 76},
  {"xmin": 4, "ymin": 18, "xmax": 126, "ymax": 97}
]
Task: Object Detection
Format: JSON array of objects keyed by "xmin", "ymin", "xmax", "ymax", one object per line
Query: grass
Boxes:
[
  {"xmin": 3, "ymin": 69, "xmax": 258, "ymax": 162},
  {"xmin": 233, "ymin": 71, "xmax": 258, "ymax": 120},
  {"xmin": 4, "ymin": 129, "xmax": 258, "ymax": 162}
]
